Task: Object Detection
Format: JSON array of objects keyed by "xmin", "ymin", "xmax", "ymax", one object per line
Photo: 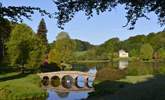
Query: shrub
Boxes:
[{"xmin": 96, "ymin": 67, "xmax": 126, "ymax": 81}]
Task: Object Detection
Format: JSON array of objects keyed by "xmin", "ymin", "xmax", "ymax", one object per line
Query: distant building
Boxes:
[{"xmin": 119, "ymin": 50, "xmax": 129, "ymax": 58}]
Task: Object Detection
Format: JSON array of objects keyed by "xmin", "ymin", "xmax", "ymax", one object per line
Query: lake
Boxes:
[{"xmin": 44, "ymin": 59, "xmax": 165, "ymax": 100}]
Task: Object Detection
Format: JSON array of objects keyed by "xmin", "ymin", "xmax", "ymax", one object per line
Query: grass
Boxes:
[
  {"xmin": 0, "ymin": 72, "xmax": 47, "ymax": 100},
  {"xmin": 0, "ymin": 72, "xmax": 19, "ymax": 78},
  {"xmin": 118, "ymin": 75, "xmax": 153, "ymax": 84},
  {"xmin": 88, "ymin": 74, "xmax": 165, "ymax": 100}
]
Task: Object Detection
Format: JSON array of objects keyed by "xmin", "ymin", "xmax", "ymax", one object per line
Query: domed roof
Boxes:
[{"xmin": 56, "ymin": 32, "xmax": 70, "ymax": 40}]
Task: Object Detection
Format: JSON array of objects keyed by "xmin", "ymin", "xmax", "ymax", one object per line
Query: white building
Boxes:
[{"xmin": 119, "ymin": 50, "xmax": 129, "ymax": 58}]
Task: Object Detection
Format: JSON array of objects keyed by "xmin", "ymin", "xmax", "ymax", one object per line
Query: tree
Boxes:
[
  {"xmin": 149, "ymin": 32, "xmax": 165, "ymax": 51},
  {"xmin": 48, "ymin": 32, "xmax": 75, "ymax": 64},
  {"xmin": 130, "ymin": 49, "xmax": 139, "ymax": 57},
  {"xmin": 97, "ymin": 38, "xmax": 120, "ymax": 61},
  {"xmin": 0, "ymin": 2, "xmax": 50, "ymax": 23},
  {"xmin": 27, "ymin": 37, "xmax": 47, "ymax": 69},
  {"xmin": 0, "ymin": 18, "xmax": 13, "ymax": 62},
  {"xmin": 6, "ymin": 24, "xmax": 46, "ymax": 71},
  {"xmin": 74, "ymin": 39, "xmax": 94, "ymax": 51},
  {"xmin": 140, "ymin": 43, "xmax": 154, "ymax": 61},
  {"xmin": 6, "ymin": 24, "xmax": 34, "ymax": 68},
  {"xmin": 1, "ymin": 1, "xmax": 165, "ymax": 30},
  {"xmin": 55, "ymin": 0, "xmax": 165, "ymax": 29},
  {"xmin": 158, "ymin": 48, "xmax": 165, "ymax": 60},
  {"xmin": 37, "ymin": 18, "xmax": 48, "ymax": 52}
]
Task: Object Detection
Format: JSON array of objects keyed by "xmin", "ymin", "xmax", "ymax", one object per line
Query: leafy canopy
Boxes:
[
  {"xmin": 55, "ymin": 0, "xmax": 165, "ymax": 29},
  {"xmin": 0, "ymin": 2, "xmax": 51, "ymax": 23},
  {"xmin": 6, "ymin": 24, "xmax": 47, "ymax": 68},
  {"xmin": 1, "ymin": 1, "xmax": 165, "ymax": 29},
  {"xmin": 48, "ymin": 32, "xmax": 75, "ymax": 64},
  {"xmin": 140, "ymin": 43, "xmax": 153, "ymax": 60}
]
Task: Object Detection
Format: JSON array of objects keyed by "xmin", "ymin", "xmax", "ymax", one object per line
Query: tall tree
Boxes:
[
  {"xmin": 6, "ymin": 24, "xmax": 46, "ymax": 71},
  {"xmin": 140, "ymin": 43, "xmax": 154, "ymax": 61},
  {"xmin": 6, "ymin": 24, "xmax": 34, "ymax": 68},
  {"xmin": 0, "ymin": 18, "xmax": 12, "ymax": 62},
  {"xmin": 27, "ymin": 36, "xmax": 47, "ymax": 69},
  {"xmin": 37, "ymin": 18, "xmax": 48, "ymax": 51},
  {"xmin": 48, "ymin": 32, "xmax": 75, "ymax": 64}
]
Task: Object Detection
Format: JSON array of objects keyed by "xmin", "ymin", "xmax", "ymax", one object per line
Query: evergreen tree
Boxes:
[{"xmin": 37, "ymin": 18, "xmax": 48, "ymax": 51}]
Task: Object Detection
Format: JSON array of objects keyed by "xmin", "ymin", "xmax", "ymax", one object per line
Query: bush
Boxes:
[
  {"xmin": 126, "ymin": 62, "xmax": 154, "ymax": 76},
  {"xmin": 96, "ymin": 66, "xmax": 126, "ymax": 81},
  {"xmin": 40, "ymin": 62, "xmax": 61, "ymax": 72}
]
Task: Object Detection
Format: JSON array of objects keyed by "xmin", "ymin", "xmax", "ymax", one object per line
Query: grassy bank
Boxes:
[
  {"xmin": 0, "ymin": 72, "xmax": 47, "ymax": 100},
  {"xmin": 88, "ymin": 75, "xmax": 165, "ymax": 100}
]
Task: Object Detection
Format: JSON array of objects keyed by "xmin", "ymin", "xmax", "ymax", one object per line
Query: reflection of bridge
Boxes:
[
  {"xmin": 37, "ymin": 71, "xmax": 96, "ymax": 91},
  {"xmin": 45, "ymin": 85, "xmax": 95, "ymax": 93}
]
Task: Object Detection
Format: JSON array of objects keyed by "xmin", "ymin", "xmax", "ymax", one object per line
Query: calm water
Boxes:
[
  {"xmin": 46, "ymin": 60, "xmax": 165, "ymax": 100},
  {"xmin": 47, "ymin": 90, "xmax": 89, "ymax": 100}
]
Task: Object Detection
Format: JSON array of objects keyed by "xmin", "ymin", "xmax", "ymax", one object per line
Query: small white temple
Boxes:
[{"xmin": 119, "ymin": 49, "xmax": 129, "ymax": 58}]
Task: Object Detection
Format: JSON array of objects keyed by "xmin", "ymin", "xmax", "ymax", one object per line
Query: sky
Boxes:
[{"xmin": 1, "ymin": 0, "xmax": 164, "ymax": 45}]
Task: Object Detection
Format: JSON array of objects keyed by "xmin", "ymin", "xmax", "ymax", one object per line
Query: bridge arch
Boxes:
[
  {"xmin": 62, "ymin": 75, "xmax": 74, "ymax": 89},
  {"xmin": 51, "ymin": 76, "xmax": 60, "ymax": 87},
  {"xmin": 42, "ymin": 76, "xmax": 49, "ymax": 86},
  {"xmin": 38, "ymin": 71, "xmax": 96, "ymax": 89},
  {"xmin": 86, "ymin": 77, "xmax": 94, "ymax": 88},
  {"xmin": 75, "ymin": 75, "xmax": 85, "ymax": 88}
]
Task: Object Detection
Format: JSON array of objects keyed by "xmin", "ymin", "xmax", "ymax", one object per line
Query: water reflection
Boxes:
[
  {"xmin": 76, "ymin": 75, "xmax": 85, "ymax": 88},
  {"xmin": 47, "ymin": 90, "xmax": 89, "ymax": 100},
  {"xmin": 87, "ymin": 77, "xmax": 94, "ymax": 88},
  {"xmin": 119, "ymin": 59, "xmax": 128, "ymax": 70},
  {"xmin": 88, "ymin": 67, "xmax": 97, "ymax": 75},
  {"xmin": 45, "ymin": 67, "xmax": 96, "ymax": 100},
  {"xmin": 44, "ymin": 62, "xmax": 165, "ymax": 100}
]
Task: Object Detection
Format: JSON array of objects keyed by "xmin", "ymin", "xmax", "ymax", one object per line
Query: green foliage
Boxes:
[
  {"xmin": 6, "ymin": 24, "xmax": 46, "ymax": 69},
  {"xmin": 27, "ymin": 37, "xmax": 47, "ymax": 69},
  {"xmin": 74, "ymin": 39, "xmax": 94, "ymax": 51},
  {"xmin": 6, "ymin": 24, "xmax": 34, "ymax": 67},
  {"xmin": 140, "ymin": 43, "xmax": 153, "ymax": 61},
  {"xmin": 158, "ymin": 48, "xmax": 165, "ymax": 60},
  {"xmin": 91, "ymin": 38, "xmax": 120, "ymax": 60},
  {"xmin": 71, "ymin": 31, "xmax": 165, "ymax": 61},
  {"xmin": 0, "ymin": 2, "xmax": 50, "ymax": 23},
  {"xmin": 96, "ymin": 66, "xmax": 126, "ymax": 81},
  {"xmin": 121, "ymin": 35, "xmax": 146, "ymax": 56},
  {"xmin": 126, "ymin": 62, "xmax": 154, "ymax": 76},
  {"xmin": 0, "ymin": 18, "xmax": 13, "ymax": 62},
  {"xmin": 37, "ymin": 18, "xmax": 48, "ymax": 52},
  {"xmin": 56, "ymin": 31, "xmax": 70, "ymax": 40},
  {"xmin": 129, "ymin": 49, "xmax": 139, "ymax": 57},
  {"xmin": 55, "ymin": 0, "xmax": 165, "ymax": 29},
  {"xmin": 48, "ymin": 32, "xmax": 75, "ymax": 64}
]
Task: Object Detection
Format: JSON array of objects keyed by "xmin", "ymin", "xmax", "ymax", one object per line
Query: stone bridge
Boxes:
[{"xmin": 37, "ymin": 71, "xmax": 96, "ymax": 91}]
